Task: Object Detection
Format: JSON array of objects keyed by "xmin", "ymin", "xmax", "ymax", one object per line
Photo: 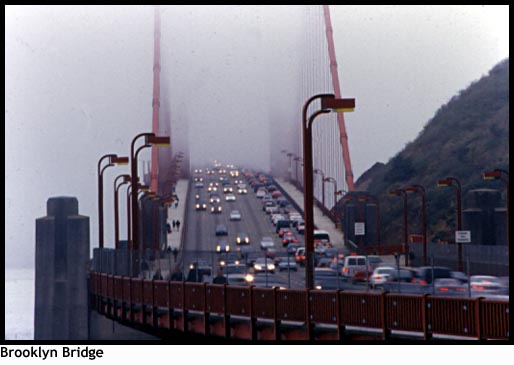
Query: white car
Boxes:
[
  {"xmin": 370, "ymin": 266, "xmax": 396, "ymax": 288},
  {"xmin": 195, "ymin": 182, "xmax": 204, "ymax": 188},
  {"xmin": 341, "ymin": 255, "xmax": 368, "ymax": 278},
  {"xmin": 253, "ymin": 258, "xmax": 275, "ymax": 273},
  {"xmin": 225, "ymin": 193, "xmax": 236, "ymax": 202},
  {"xmin": 256, "ymin": 189, "xmax": 266, "ymax": 198},
  {"xmin": 230, "ymin": 210, "xmax": 242, "ymax": 221},
  {"xmin": 260, "ymin": 236, "xmax": 275, "ymax": 250},
  {"xmin": 271, "ymin": 214, "xmax": 285, "ymax": 225}
]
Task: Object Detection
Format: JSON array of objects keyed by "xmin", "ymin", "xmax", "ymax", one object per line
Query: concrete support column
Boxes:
[{"xmin": 35, "ymin": 196, "xmax": 90, "ymax": 340}]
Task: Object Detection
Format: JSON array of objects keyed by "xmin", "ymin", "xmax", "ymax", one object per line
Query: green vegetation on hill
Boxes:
[{"xmin": 354, "ymin": 59, "xmax": 509, "ymax": 245}]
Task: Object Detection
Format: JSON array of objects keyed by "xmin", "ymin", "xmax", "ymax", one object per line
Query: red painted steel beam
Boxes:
[{"xmin": 323, "ymin": 5, "xmax": 355, "ymax": 191}]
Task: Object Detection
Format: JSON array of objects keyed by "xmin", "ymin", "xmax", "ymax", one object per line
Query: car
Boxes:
[
  {"xmin": 193, "ymin": 168, "xmax": 203, "ymax": 174},
  {"xmin": 194, "ymin": 177, "xmax": 203, "ymax": 182},
  {"xmin": 265, "ymin": 203, "xmax": 278, "ymax": 214},
  {"xmin": 210, "ymin": 205, "xmax": 222, "ymax": 214},
  {"xmin": 382, "ymin": 268, "xmax": 422, "ymax": 293},
  {"xmin": 209, "ymin": 195, "xmax": 221, "ymax": 204},
  {"xmin": 411, "ymin": 266, "xmax": 453, "ymax": 285},
  {"xmin": 282, "ymin": 233, "xmax": 298, "ymax": 246},
  {"xmin": 296, "ymin": 222, "xmax": 305, "ymax": 234},
  {"xmin": 188, "ymin": 259, "xmax": 212, "ymax": 277},
  {"xmin": 247, "ymin": 274, "xmax": 287, "ymax": 289},
  {"xmin": 215, "ymin": 224, "xmax": 228, "ymax": 236},
  {"xmin": 321, "ymin": 247, "xmax": 339, "ymax": 259},
  {"xmin": 341, "ymin": 255, "xmax": 368, "ymax": 278},
  {"xmin": 271, "ymin": 214, "xmax": 285, "ymax": 226},
  {"xmin": 433, "ymin": 278, "xmax": 468, "ymax": 296},
  {"xmin": 314, "ymin": 268, "xmax": 345, "ymax": 290},
  {"xmin": 260, "ymin": 236, "xmax": 275, "ymax": 250},
  {"xmin": 295, "ymin": 247, "xmax": 306, "ymax": 265},
  {"xmin": 237, "ymin": 183, "xmax": 248, "ymax": 194},
  {"xmin": 285, "ymin": 243, "xmax": 300, "ymax": 255},
  {"xmin": 278, "ymin": 259, "xmax": 297, "ymax": 272},
  {"xmin": 195, "ymin": 201, "xmax": 207, "ymax": 211},
  {"xmin": 223, "ymin": 186, "xmax": 233, "ymax": 194},
  {"xmin": 230, "ymin": 210, "xmax": 242, "ymax": 221},
  {"xmin": 218, "ymin": 252, "xmax": 240, "ymax": 267},
  {"xmin": 271, "ymin": 191, "xmax": 282, "ymax": 199},
  {"xmin": 352, "ymin": 269, "xmax": 374, "ymax": 284},
  {"xmin": 238, "ymin": 245, "xmax": 255, "ymax": 257},
  {"xmin": 194, "ymin": 182, "xmax": 204, "ymax": 188},
  {"xmin": 256, "ymin": 190, "xmax": 266, "ymax": 198},
  {"xmin": 224, "ymin": 264, "xmax": 252, "ymax": 286},
  {"xmin": 235, "ymin": 232, "xmax": 250, "ymax": 245},
  {"xmin": 275, "ymin": 219, "xmax": 291, "ymax": 233},
  {"xmin": 216, "ymin": 239, "xmax": 231, "ymax": 253},
  {"xmin": 225, "ymin": 193, "xmax": 236, "ymax": 202},
  {"xmin": 278, "ymin": 227, "xmax": 292, "ymax": 238},
  {"xmin": 367, "ymin": 255, "xmax": 383, "ymax": 270},
  {"xmin": 317, "ymin": 257, "xmax": 333, "ymax": 268},
  {"xmin": 253, "ymin": 258, "xmax": 276, "ymax": 274},
  {"xmin": 469, "ymin": 275, "xmax": 508, "ymax": 296},
  {"xmin": 370, "ymin": 266, "xmax": 396, "ymax": 288},
  {"xmin": 195, "ymin": 193, "xmax": 201, "ymax": 200}
]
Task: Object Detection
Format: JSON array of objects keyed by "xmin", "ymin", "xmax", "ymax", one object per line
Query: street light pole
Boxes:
[
  {"xmin": 302, "ymin": 93, "xmax": 355, "ymax": 289},
  {"xmin": 437, "ymin": 177, "xmax": 462, "ymax": 270},
  {"xmin": 389, "ymin": 189, "xmax": 409, "ymax": 266},
  {"xmin": 131, "ymin": 133, "xmax": 170, "ymax": 253},
  {"xmin": 114, "ymin": 174, "xmax": 131, "ymax": 249},
  {"xmin": 405, "ymin": 185, "xmax": 427, "ymax": 266},
  {"xmin": 97, "ymin": 154, "xmax": 129, "ymax": 248}
]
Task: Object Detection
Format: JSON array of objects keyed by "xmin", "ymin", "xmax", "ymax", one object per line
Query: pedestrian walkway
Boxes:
[
  {"xmin": 150, "ymin": 179, "xmax": 189, "ymax": 280},
  {"xmin": 275, "ymin": 177, "xmax": 398, "ymax": 265},
  {"xmin": 166, "ymin": 179, "xmax": 188, "ymax": 250},
  {"xmin": 274, "ymin": 177, "xmax": 348, "ymax": 253}
]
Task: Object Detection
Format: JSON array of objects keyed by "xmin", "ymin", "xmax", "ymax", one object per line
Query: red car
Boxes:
[
  {"xmin": 352, "ymin": 270, "xmax": 373, "ymax": 284},
  {"xmin": 282, "ymin": 232, "xmax": 298, "ymax": 246}
]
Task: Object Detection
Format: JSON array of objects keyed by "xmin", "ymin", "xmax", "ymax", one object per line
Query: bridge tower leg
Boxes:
[{"xmin": 35, "ymin": 197, "xmax": 90, "ymax": 340}]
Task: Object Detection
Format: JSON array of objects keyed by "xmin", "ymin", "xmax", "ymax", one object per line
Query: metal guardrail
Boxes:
[{"xmin": 89, "ymin": 271, "xmax": 509, "ymax": 340}]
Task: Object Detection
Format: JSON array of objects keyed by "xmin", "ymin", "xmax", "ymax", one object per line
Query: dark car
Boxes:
[
  {"xmin": 314, "ymin": 268, "xmax": 346, "ymax": 290},
  {"xmin": 210, "ymin": 204, "xmax": 223, "ymax": 214},
  {"xmin": 187, "ymin": 259, "xmax": 212, "ymax": 280},
  {"xmin": 276, "ymin": 219, "xmax": 291, "ymax": 233},
  {"xmin": 218, "ymin": 252, "xmax": 241, "ymax": 267},
  {"xmin": 236, "ymin": 232, "xmax": 250, "ymax": 245},
  {"xmin": 249, "ymin": 274, "xmax": 287, "ymax": 289},
  {"xmin": 412, "ymin": 266, "xmax": 453, "ymax": 285},
  {"xmin": 215, "ymin": 224, "xmax": 228, "ymax": 236},
  {"xmin": 195, "ymin": 201, "xmax": 207, "ymax": 211}
]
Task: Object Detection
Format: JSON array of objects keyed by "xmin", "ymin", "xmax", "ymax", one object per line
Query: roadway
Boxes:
[{"xmin": 183, "ymin": 170, "xmax": 306, "ymax": 288}]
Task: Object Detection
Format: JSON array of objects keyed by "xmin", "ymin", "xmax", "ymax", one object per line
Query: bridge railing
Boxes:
[{"xmin": 88, "ymin": 271, "xmax": 509, "ymax": 340}]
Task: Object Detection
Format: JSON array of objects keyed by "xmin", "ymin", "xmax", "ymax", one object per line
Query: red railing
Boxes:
[{"xmin": 89, "ymin": 272, "xmax": 510, "ymax": 340}]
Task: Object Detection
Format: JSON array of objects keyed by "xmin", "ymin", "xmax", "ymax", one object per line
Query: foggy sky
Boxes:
[{"xmin": 5, "ymin": 5, "xmax": 508, "ymax": 268}]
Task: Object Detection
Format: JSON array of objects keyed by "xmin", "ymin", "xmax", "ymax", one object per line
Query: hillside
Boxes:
[{"xmin": 354, "ymin": 58, "xmax": 509, "ymax": 244}]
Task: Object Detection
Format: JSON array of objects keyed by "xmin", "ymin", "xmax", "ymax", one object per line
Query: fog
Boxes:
[{"xmin": 5, "ymin": 5, "xmax": 508, "ymax": 268}]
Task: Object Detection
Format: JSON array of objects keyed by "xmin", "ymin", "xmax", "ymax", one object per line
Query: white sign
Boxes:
[
  {"xmin": 355, "ymin": 222, "xmax": 365, "ymax": 236},
  {"xmin": 455, "ymin": 230, "xmax": 471, "ymax": 243}
]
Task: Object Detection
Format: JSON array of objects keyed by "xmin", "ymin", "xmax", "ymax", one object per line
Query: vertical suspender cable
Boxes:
[
  {"xmin": 150, "ymin": 6, "xmax": 161, "ymax": 193},
  {"xmin": 323, "ymin": 5, "xmax": 355, "ymax": 192}
]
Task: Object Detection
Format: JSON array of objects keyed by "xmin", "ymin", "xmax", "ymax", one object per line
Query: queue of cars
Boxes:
[{"xmin": 188, "ymin": 165, "xmax": 509, "ymax": 297}]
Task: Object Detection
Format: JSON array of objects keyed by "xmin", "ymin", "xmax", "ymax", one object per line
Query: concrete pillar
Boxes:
[{"xmin": 34, "ymin": 196, "xmax": 89, "ymax": 340}]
